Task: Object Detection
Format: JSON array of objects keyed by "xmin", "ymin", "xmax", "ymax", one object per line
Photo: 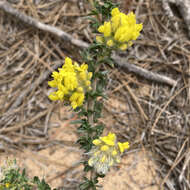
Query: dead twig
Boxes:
[
  {"xmin": 151, "ymin": 85, "xmax": 187, "ymax": 134},
  {"xmin": 179, "ymin": 148, "xmax": 190, "ymax": 182},
  {"xmin": 161, "ymin": 0, "xmax": 190, "ymax": 38},
  {"xmin": 0, "ymin": 1, "xmax": 89, "ymax": 48},
  {"xmin": 124, "ymin": 82, "xmax": 148, "ymax": 121},
  {"xmin": 112, "ymin": 54, "xmax": 177, "ymax": 86},
  {"xmin": 0, "ymin": 110, "xmax": 48, "ymax": 134},
  {"xmin": 7, "ymin": 61, "xmax": 62, "ymax": 111}
]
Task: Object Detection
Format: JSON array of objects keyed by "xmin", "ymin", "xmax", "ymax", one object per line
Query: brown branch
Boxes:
[
  {"xmin": 112, "ymin": 54, "xmax": 177, "ymax": 86},
  {"xmin": 124, "ymin": 83, "xmax": 149, "ymax": 121},
  {"xmin": 0, "ymin": 1, "xmax": 89, "ymax": 48},
  {"xmin": 0, "ymin": 110, "xmax": 48, "ymax": 133}
]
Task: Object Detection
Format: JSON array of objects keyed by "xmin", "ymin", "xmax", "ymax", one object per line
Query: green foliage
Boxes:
[
  {"xmin": 0, "ymin": 168, "xmax": 32, "ymax": 190},
  {"xmin": 33, "ymin": 177, "xmax": 51, "ymax": 190},
  {"xmin": 77, "ymin": 135, "xmax": 93, "ymax": 152},
  {"xmin": 90, "ymin": 0, "xmax": 119, "ymax": 21},
  {"xmin": 83, "ymin": 161, "xmax": 93, "ymax": 172},
  {"xmin": 0, "ymin": 165, "xmax": 57, "ymax": 190},
  {"xmin": 79, "ymin": 176, "xmax": 100, "ymax": 190},
  {"xmin": 87, "ymin": 0, "xmax": 119, "ymax": 34}
]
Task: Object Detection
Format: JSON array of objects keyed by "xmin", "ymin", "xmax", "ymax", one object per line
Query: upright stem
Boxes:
[
  {"xmin": 84, "ymin": 1, "xmax": 107, "ymax": 189},
  {"xmin": 88, "ymin": 64, "xmax": 101, "ymax": 189},
  {"xmin": 88, "ymin": 64, "xmax": 101, "ymax": 125}
]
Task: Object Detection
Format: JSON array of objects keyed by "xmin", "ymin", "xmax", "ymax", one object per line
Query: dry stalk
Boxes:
[
  {"xmin": 0, "ymin": 110, "xmax": 48, "ymax": 133},
  {"xmin": 123, "ymin": 81, "xmax": 148, "ymax": 121},
  {"xmin": 0, "ymin": 1, "xmax": 89, "ymax": 48},
  {"xmin": 112, "ymin": 54, "xmax": 177, "ymax": 86},
  {"xmin": 151, "ymin": 85, "xmax": 187, "ymax": 134}
]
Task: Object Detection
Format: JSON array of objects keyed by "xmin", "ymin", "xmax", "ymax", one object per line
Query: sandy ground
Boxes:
[{"xmin": 0, "ymin": 106, "xmax": 160, "ymax": 190}]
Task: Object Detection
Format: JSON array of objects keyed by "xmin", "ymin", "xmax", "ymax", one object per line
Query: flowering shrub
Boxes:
[
  {"xmin": 1, "ymin": 1, "xmax": 142, "ymax": 190},
  {"xmin": 47, "ymin": 2, "xmax": 142, "ymax": 189},
  {"xmin": 48, "ymin": 1, "xmax": 142, "ymax": 189}
]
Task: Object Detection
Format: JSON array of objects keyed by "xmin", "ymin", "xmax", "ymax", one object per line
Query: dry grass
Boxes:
[{"xmin": 0, "ymin": 0, "xmax": 190, "ymax": 189}]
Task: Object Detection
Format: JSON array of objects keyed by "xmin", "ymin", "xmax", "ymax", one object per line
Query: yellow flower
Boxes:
[
  {"xmin": 5, "ymin": 183, "xmax": 10, "ymax": 188},
  {"xmin": 96, "ymin": 36, "xmax": 104, "ymax": 43},
  {"xmin": 101, "ymin": 145, "xmax": 109, "ymax": 151},
  {"xmin": 100, "ymin": 132, "xmax": 116, "ymax": 146},
  {"xmin": 107, "ymin": 39, "xmax": 114, "ymax": 47},
  {"xmin": 118, "ymin": 142, "xmax": 130, "ymax": 153},
  {"xmin": 98, "ymin": 22, "xmax": 112, "ymax": 37},
  {"xmin": 96, "ymin": 7, "xmax": 143, "ymax": 50},
  {"xmin": 88, "ymin": 132, "xmax": 129, "ymax": 174},
  {"xmin": 92, "ymin": 139, "xmax": 101, "ymax": 145},
  {"xmin": 48, "ymin": 57, "xmax": 92, "ymax": 109}
]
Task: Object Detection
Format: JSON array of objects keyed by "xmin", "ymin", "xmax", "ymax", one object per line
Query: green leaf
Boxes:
[
  {"xmin": 83, "ymin": 162, "xmax": 93, "ymax": 172},
  {"xmin": 33, "ymin": 177, "xmax": 51, "ymax": 190},
  {"xmin": 77, "ymin": 136, "xmax": 93, "ymax": 152}
]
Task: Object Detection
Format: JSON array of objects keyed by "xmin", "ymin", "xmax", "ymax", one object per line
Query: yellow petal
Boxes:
[
  {"xmin": 98, "ymin": 25, "xmax": 105, "ymax": 33},
  {"xmin": 118, "ymin": 141, "xmax": 129, "ymax": 153},
  {"xmin": 85, "ymin": 80, "xmax": 91, "ymax": 87},
  {"xmin": 103, "ymin": 22, "xmax": 112, "ymax": 37},
  {"xmin": 111, "ymin": 7, "xmax": 120, "ymax": 16},
  {"xmin": 71, "ymin": 101, "xmax": 77, "ymax": 109},
  {"xmin": 122, "ymin": 142, "xmax": 130, "ymax": 149},
  {"xmin": 48, "ymin": 80, "xmax": 57, "ymax": 88},
  {"xmin": 119, "ymin": 44, "xmax": 127, "ymax": 51},
  {"xmin": 93, "ymin": 139, "xmax": 101, "ymax": 145},
  {"xmin": 101, "ymin": 145, "xmax": 109, "ymax": 151},
  {"xmin": 77, "ymin": 87, "xmax": 83, "ymax": 92},
  {"xmin": 88, "ymin": 158, "xmax": 94, "ymax": 166},
  {"xmin": 112, "ymin": 149, "xmax": 118, "ymax": 156},
  {"xmin": 48, "ymin": 92, "xmax": 59, "ymax": 101},
  {"xmin": 107, "ymin": 39, "xmax": 114, "ymax": 47},
  {"xmin": 96, "ymin": 36, "xmax": 103, "ymax": 43},
  {"xmin": 101, "ymin": 155, "xmax": 106, "ymax": 163},
  {"xmin": 87, "ymin": 72, "xmax": 93, "ymax": 80},
  {"xmin": 65, "ymin": 57, "xmax": 72, "ymax": 66},
  {"xmin": 107, "ymin": 132, "xmax": 116, "ymax": 141}
]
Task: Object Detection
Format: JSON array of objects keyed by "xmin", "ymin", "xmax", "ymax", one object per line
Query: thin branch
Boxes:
[
  {"xmin": 161, "ymin": 0, "xmax": 190, "ymax": 38},
  {"xmin": 179, "ymin": 148, "xmax": 190, "ymax": 182},
  {"xmin": 151, "ymin": 85, "xmax": 186, "ymax": 134},
  {"xmin": 112, "ymin": 54, "xmax": 177, "ymax": 86},
  {"xmin": 0, "ymin": 1, "xmax": 89, "ymax": 48},
  {"xmin": 8, "ymin": 61, "xmax": 62, "ymax": 111},
  {"xmin": 0, "ymin": 110, "xmax": 48, "ymax": 134},
  {"xmin": 177, "ymin": 0, "xmax": 190, "ymax": 38},
  {"xmin": 0, "ymin": 1, "xmax": 177, "ymax": 87},
  {"xmin": 124, "ymin": 83, "xmax": 149, "ymax": 121}
]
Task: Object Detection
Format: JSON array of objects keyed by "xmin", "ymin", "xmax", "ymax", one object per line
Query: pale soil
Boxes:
[{"xmin": 0, "ymin": 106, "xmax": 160, "ymax": 190}]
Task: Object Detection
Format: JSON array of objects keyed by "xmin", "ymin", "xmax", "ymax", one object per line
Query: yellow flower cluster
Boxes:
[
  {"xmin": 48, "ymin": 57, "xmax": 92, "ymax": 109},
  {"xmin": 88, "ymin": 132, "xmax": 129, "ymax": 174},
  {"xmin": 96, "ymin": 8, "xmax": 143, "ymax": 50},
  {"xmin": 0, "ymin": 183, "xmax": 10, "ymax": 189}
]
